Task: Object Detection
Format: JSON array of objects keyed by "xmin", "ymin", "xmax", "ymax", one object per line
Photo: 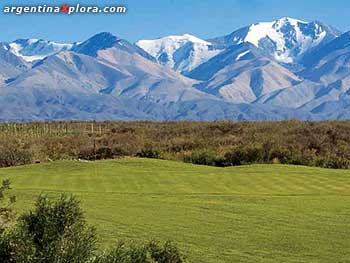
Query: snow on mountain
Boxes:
[
  {"xmin": 136, "ymin": 34, "xmax": 222, "ymax": 73},
  {"xmin": 0, "ymin": 44, "xmax": 29, "ymax": 84},
  {"xmin": 0, "ymin": 17, "xmax": 349, "ymax": 121},
  {"xmin": 301, "ymin": 31, "xmax": 350, "ymax": 67},
  {"xmin": 6, "ymin": 33, "xmax": 213, "ymax": 107},
  {"xmin": 300, "ymin": 31, "xmax": 350, "ymax": 84},
  {"xmin": 210, "ymin": 17, "xmax": 340, "ymax": 64},
  {"xmin": 6, "ymin": 38, "xmax": 73, "ymax": 62},
  {"xmin": 255, "ymin": 31, "xmax": 350, "ymax": 111},
  {"xmin": 236, "ymin": 50, "xmax": 250, "ymax": 61}
]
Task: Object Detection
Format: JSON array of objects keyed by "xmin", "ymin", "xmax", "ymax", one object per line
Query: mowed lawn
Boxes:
[{"xmin": 1, "ymin": 158, "xmax": 350, "ymax": 263}]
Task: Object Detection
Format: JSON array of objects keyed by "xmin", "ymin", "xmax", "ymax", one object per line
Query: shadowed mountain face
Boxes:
[
  {"xmin": 73, "ymin": 32, "xmax": 156, "ymax": 62},
  {"xmin": 1, "ymin": 17, "xmax": 350, "ymax": 121}
]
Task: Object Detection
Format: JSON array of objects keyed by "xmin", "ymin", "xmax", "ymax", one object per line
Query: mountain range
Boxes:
[{"xmin": 1, "ymin": 17, "xmax": 350, "ymax": 121}]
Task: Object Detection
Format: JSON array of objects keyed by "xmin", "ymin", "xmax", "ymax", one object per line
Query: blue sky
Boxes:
[{"xmin": 1, "ymin": 0, "xmax": 349, "ymax": 43}]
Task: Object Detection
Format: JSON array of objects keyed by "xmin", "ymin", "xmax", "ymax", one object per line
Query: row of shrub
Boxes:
[
  {"xmin": 184, "ymin": 144, "xmax": 350, "ymax": 169},
  {"xmin": 0, "ymin": 120, "xmax": 349, "ymax": 169}
]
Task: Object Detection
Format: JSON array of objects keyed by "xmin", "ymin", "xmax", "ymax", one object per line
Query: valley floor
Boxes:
[{"xmin": 1, "ymin": 158, "xmax": 350, "ymax": 262}]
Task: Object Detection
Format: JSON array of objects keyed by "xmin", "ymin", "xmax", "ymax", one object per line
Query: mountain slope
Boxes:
[
  {"xmin": 254, "ymin": 31, "xmax": 350, "ymax": 111},
  {"xmin": 0, "ymin": 87, "xmax": 153, "ymax": 121},
  {"xmin": 71, "ymin": 33, "xmax": 211, "ymax": 103},
  {"xmin": 0, "ymin": 33, "xmax": 221, "ymax": 120},
  {"xmin": 301, "ymin": 31, "xmax": 350, "ymax": 84},
  {"xmin": 188, "ymin": 43, "xmax": 301, "ymax": 103}
]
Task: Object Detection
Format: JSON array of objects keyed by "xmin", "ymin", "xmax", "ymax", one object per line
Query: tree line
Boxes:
[{"xmin": 0, "ymin": 120, "xmax": 349, "ymax": 169}]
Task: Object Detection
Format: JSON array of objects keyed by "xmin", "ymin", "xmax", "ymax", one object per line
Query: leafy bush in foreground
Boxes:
[
  {"xmin": 0, "ymin": 179, "xmax": 15, "ymax": 233},
  {"xmin": 0, "ymin": 194, "xmax": 186, "ymax": 263},
  {"xmin": 0, "ymin": 195, "xmax": 97, "ymax": 263},
  {"xmin": 96, "ymin": 240, "xmax": 185, "ymax": 263}
]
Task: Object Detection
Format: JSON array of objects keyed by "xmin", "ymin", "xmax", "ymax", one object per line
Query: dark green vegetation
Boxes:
[
  {"xmin": 0, "ymin": 179, "xmax": 15, "ymax": 230},
  {"xmin": 0, "ymin": 158, "xmax": 350, "ymax": 262},
  {"xmin": 0, "ymin": 120, "xmax": 350, "ymax": 169},
  {"xmin": 0, "ymin": 192, "xmax": 185, "ymax": 263}
]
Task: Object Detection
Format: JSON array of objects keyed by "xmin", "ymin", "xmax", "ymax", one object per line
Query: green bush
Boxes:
[
  {"xmin": 222, "ymin": 148, "xmax": 248, "ymax": 166},
  {"xmin": 184, "ymin": 150, "xmax": 217, "ymax": 166},
  {"xmin": 0, "ymin": 226, "xmax": 36, "ymax": 263},
  {"xmin": 222, "ymin": 145, "xmax": 268, "ymax": 166},
  {"xmin": 0, "ymin": 195, "xmax": 97, "ymax": 263},
  {"xmin": 96, "ymin": 240, "xmax": 186, "ymax": 263},
  {"xmin": 78, "ymin": 147, "xmax": 96, "ymax": 160},
  {"xmin": 112, "ymin": 147, "xmax": 128, "ymax": 157},
  {"xmin": 0, "ymin": 139, "xmax": 32, "ymax": 167},
  {"xmin": 136, "ymin": 147, "xmax": 161, "ymax": 159},
  {"xmin": 96, "ymin": 147, "xmax": 114, "ymax": 159},
  {"xmin": 0, "ymin": 179, "xmax": 15, "ymax": 233},
  {"xmin": 0, "ymin": 193, "xmax": 185, "ymax": 263},
  {"xmin": 315, "ymin": 156, "xmax": 350, "ymax": 169},
  {"xmin": 269, "ymin": 147, "xmax": 302, "ymax": 165},
  {"xmin": 78, "ymin": 147, "xmax": 114, "ymax": 160},
  {"xmin": 147, "ymin": 240, "xmax": 185, "ymax": 263}
]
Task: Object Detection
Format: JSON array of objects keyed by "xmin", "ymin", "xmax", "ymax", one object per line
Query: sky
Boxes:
[{"xmin": 0, "ymin": 0, "xmax": 349, "ymax": 43}]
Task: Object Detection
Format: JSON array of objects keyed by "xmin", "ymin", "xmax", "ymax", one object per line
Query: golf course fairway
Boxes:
[{"xmin": 0, "ymin": 158, "xmax": 349, "ymax": 263}]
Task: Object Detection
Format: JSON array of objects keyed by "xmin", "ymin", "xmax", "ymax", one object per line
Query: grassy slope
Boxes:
[{"xmin": 0, "ymin": 158, "xmax": 350, "ymax": 263}]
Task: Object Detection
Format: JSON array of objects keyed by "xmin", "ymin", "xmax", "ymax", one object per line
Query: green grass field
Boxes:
[{"xmin": 0, "ymin": 158, "xmax": 350, "ymax": 263}]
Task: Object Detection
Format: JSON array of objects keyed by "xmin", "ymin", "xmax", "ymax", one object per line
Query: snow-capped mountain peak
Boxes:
[
  {"xmin": 158, "ymin": 34, "xmax": 211, "ymax": 45},
  {"xmin": 7, "ymin": 38, "xmax": 73, "ymax": 62},
  {"xmin": 243, "ymin": 17, "xmax": 307, "ymax": 46},
  {"xmin": 210, "ymin": 17, "xmax": 340, "ymax": 64},
  {"xmin": 137, "ymin": 34, "xmax": 211, "ymax": 49},
  {"xmin": 136, "ymin": 34, "xmax": 222, "ymax": 73}
]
